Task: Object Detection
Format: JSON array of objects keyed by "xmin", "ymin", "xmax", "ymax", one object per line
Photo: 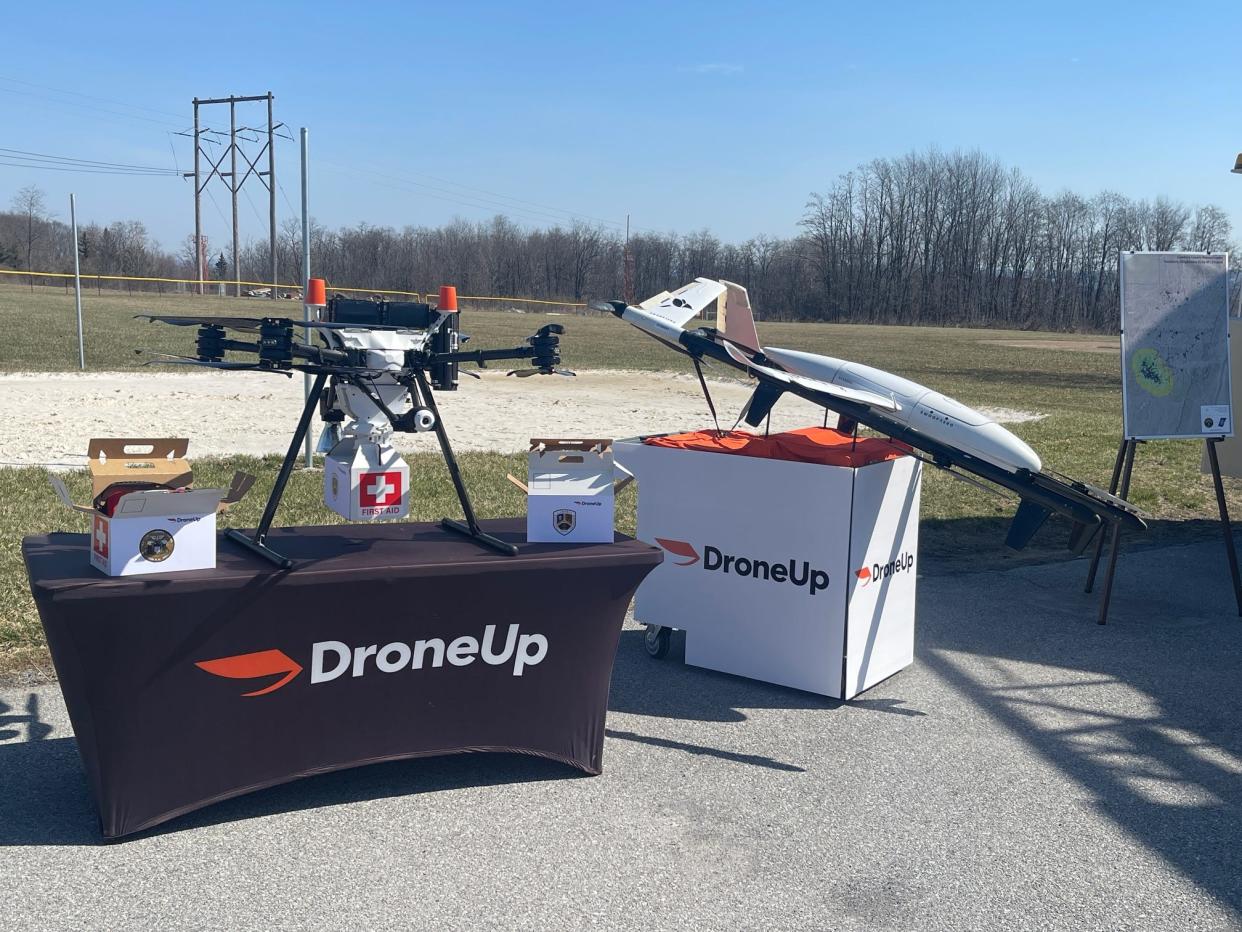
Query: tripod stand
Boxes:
[{"xmin": 1084, "ymin": 435, "xmax": 1242, "ymax": 624}]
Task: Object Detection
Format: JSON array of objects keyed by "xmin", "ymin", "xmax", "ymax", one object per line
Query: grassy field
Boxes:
[{"xmin": 2, "ymin": 281, "xmax": 1238, "ymax": 671}]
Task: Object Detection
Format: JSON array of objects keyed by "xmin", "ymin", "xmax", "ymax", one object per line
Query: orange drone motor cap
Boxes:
[
  {"xmin": 438, "ymin": 285, "xmax": 458, "ymax": 312},
  {"xmin": 306, "ymin": 278, "xmax": 327, "ymax": 306}
]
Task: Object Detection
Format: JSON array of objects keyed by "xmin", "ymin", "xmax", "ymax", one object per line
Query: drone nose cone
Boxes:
[{"xmin": 974, "ymin": 422, "xmax": 1042, "ymax": 474}]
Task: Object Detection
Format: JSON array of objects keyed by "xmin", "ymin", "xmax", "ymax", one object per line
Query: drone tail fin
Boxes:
[
  {"xmin": 717, "ymin": 280, "xmax": 761, "ymax": 353},
  {"xmin": 638, "ymin": 278, "xmax": 726, "ymax": 328}
]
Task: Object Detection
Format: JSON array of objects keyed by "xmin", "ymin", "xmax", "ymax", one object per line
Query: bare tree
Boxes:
[{"xmin": 10, "ymin": 184, "xmax": 47, "ymax": 290}]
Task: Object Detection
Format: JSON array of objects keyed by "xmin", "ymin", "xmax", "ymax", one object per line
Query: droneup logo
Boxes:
[
  {"xmin": 196, "ymin": 624, "xmax": 549, "ymax": 698},
  {"xmin": 855, "ymin": 552, "xmax": 915, "ymax": 588},
  {"xmin": 655, "ymin": 538, "xmax": 829, "ymax": 595}
]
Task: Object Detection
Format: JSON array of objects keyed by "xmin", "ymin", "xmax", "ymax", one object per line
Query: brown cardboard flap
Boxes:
[
  {"xmin": 161, "ymin": 471, "xmax": 195, "ymax": 489},
  {"xmin": 529, "ymin": 438, "xmax": 613, "ymax": 455},
  {"xmin": 49, "ymin": 477, "xmax": 96, "ymax": 515},
  {"xmin": 219, "ymin": 472, "xmax": 256, "ymax": 509},
  {"xmin": 613, "ymin": 462, "xmax": 635, "ymax": 494},
  {"xmin": 89, "ymin": 438, "xmax": 188, "ymax": 461},
  {"xmin": 87, "ymin": 438, "xmax": 193, "ymax": 497}
]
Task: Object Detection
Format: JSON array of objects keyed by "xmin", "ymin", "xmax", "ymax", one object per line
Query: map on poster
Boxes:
[{"xmin": 1120, "ymin": 252, "xmax": 1232, "ymax": 440}]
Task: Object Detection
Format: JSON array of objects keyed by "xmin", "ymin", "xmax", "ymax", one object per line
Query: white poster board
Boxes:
[{"xmin": 1120, "ymin": 252, "xmax": 1232, "ymax": 440}]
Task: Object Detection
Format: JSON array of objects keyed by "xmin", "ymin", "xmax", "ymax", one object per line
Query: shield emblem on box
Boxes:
[{"xmin": 553, "ymin": 509, "xmax": 576, "ymax": 536}]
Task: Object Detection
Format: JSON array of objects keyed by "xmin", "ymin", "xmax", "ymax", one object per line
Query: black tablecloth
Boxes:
[{"xmin": 22, "ymin": 519, "xmax": 661, "ymax": 838}]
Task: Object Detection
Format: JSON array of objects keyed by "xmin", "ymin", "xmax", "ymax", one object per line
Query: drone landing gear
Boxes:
[
  {"xmin": 225, "ymin": 371, "xmax": 331, "ymax": 569},
  {"xmin": 226, "ymin": 369, "xmax": 521, "ymax": 569},
  {"xmin": 412, "ymin": 369, "xmax": 519, "ymax": 556}
]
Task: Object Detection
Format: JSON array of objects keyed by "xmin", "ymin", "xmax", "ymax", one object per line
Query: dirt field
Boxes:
[
  {"xmin": 0, "ymin": 368, "xmax": 1057, "ymax": 467},
  {"xmin": 980, "ymin": 338, "xmax": 1119, "ymax": 354},
  {"xmin": 0, "ymin": 368, "xmax": 841, "ymax": 465}
]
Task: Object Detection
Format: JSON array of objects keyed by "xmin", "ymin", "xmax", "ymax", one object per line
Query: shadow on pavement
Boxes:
[
  {"xmin": 0, "ymin": 722, "xmax": 583, "ymax": 846},
  {"xmin": 918, "ymin": 537, "xmax": 1242, "ymax": 919},
  {"xmin": 607, "ymin": 629, "xmax": 927, "ymax": 722}
]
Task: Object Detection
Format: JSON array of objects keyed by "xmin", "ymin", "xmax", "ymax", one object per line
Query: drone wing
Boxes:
[
  {"xmin": 641, "ymin": 278, "xmax": 727, "ymax": 328},
  {"xmin": 723, "ymin": 342, "xmax": 899, "ymax": 412}
]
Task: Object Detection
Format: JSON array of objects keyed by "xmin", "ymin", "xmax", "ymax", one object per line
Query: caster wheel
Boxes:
[{"xmin": 644, "ymin": 625, "xmax": 671, "ymax": 659}]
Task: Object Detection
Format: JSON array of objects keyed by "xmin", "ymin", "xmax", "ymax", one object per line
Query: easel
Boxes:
[{"xmin": 1084, "ymin": 435, "xmax": 1242, "ymax": 624}]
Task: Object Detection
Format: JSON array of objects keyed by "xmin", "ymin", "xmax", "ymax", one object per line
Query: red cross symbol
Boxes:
[
  {"xmin": 359, "ymin": 471, "xmax": 402, "ymax": 507},
  {"xmin": 93, "ymin": 515, "xmax": 109, "ymax": 558}
]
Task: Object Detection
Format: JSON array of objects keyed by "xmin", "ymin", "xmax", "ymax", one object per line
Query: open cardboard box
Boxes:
[
  {"xmin": 51, "ymin": 438, "xmax": 253, "ymax": 577},
  {"xmin": 508, "ymin": 439, "xmax": 632, "ymax": 543}
]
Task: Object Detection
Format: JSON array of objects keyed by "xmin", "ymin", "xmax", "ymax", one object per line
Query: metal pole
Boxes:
[
  {"xmin": 70, "ymin": 193, "xmax": 84, "ymax": 370},
  {"xmin": 230, "ymin": 97, "xmax": 240, "ymax": 297},
  {"xmin": 193, "ymin": 98, "xmax": 203, "ymax": 295},
  {"xmin": 1206, "ymin": 438, "xmax": 1242, "ymax": 615},
  {"xmin": 1096, "ymin": 440, "xmax": 1138, "ymax": 625},
  {"xmin": 268, "ymin": 92, "xmax": 278, "ymax": 301},
  {"xmin": 301, "ymin": 127, "xmax": 314, "ymax": 468},
  {"xmin": 623, "ymin": 213, "xmax": 633, "ymax": 305}
]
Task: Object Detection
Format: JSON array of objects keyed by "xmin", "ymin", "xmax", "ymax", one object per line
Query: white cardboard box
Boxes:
[
  {"xmin": 526, "ymin": 439, "xmax": 617, "ymax": 543},
  {"xmin": 52, "ymin": 438, "xmax": 252, "ymax": 577},
  {"xmin": 324, "ymin": 438, "xmax": 411, "ymax": 521},
  {"xmin": 615, "ymin": 436, "xmax": 922, "ymax": 699}
]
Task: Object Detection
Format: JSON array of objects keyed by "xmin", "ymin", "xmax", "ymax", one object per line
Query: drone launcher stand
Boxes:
[
  {"xmin": 225, "ymin": 370, "xmax": 519, "ymax": 569},
  {"xmin": 1084, "ymin": 435, "xmax": 1242, "ymax": 625}
]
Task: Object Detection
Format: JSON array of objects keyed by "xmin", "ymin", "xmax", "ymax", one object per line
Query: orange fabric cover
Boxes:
[{"xmin": 643, "ymin": 427, "xmax": 909, "ymax": 468}]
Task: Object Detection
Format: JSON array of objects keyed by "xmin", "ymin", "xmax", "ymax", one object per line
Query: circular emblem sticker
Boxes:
[{"xmin": 139, "ymin": 529, "xmax": 174, "ymax": 562}]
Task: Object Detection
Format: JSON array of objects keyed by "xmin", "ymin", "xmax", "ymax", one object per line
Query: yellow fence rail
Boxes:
[{"xmin": 0, "ymin": 267, "xmax": 588, "ymax": 307}]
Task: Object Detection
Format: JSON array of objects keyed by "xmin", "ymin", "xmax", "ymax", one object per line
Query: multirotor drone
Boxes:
[{"xmin": 140, "ymin": 290, "xmax": 572, "ymax": 568}]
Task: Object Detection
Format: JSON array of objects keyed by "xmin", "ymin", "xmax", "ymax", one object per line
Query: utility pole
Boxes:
[
  {"xmin": 70, "ymin": 193, "xmax": 85, "ymax": 369},
  {"xmin": 230, "ymin": 98, "xmax": 239, "ymax": 296},
  {"xmin": 192, "ymin": 99, "xmax": 202, "ymax": 294},
  {"xmin": 301, "ymin": 127, "xmax": 313, "ymax": 467},
  {"xmin": 623, "ymin": 213, "xmax": 635, "ymax": 305},
  {"xmin": 183, "ymin": 93, "xmax": 282, "ymax": 300},
  {"xmin": 268, "ymin": 95, "xmax": 278, "ymax": 300}
]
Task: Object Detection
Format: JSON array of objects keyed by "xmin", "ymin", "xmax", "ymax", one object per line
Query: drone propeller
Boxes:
[
  {"xmin": 137, "ymin": 314, "xmax": 427, "ymax": 333},
  {"xmin": 139, "ymin": 352, "xmax": 292, "ymax": 376},
  {"xmin": 506, "ymin": 366, "xmax": 577, "ymax": 378},
  {"xmin": 137, "ymin": 314, "xmax": 268, "ymax": 331}
]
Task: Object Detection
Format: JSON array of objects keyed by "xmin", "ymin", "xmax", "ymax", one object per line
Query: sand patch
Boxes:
[
  {"xmin": 0, "ymin": 368, "xmax": 835, "ymax": 467},
  {"xmin": 980, "ymin": 338, "xmax": 1118, "ymax": 354},
  {"xmin": 978, "ymin": 406, "xmax": 1046, "ymax": 425}
]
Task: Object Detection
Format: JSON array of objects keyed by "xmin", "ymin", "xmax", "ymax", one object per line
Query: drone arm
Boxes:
[
  {"xmin": 432, "ymin": 345, "xmax": 537, "ymax": 366},
  {"xmin": 423, "ymin": 323, "xmax": 564, "ymax": 372}
]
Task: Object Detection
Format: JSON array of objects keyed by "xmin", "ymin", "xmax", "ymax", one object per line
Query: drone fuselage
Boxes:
[{"xmin": 321, "ymin": 327, "xmax": 437, "ymax": 445}]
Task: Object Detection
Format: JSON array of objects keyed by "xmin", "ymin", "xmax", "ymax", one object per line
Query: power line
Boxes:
[
  {"xmin": 276, "ymin": 178, "xmax": 299, "ymax": 220},
  {"xmin": 318, "ymin": 158, "xmax": 624, "ymax": 229},
  {"xmin": 0, "ymin": 146, "xmax": 179, "ymax": 174},
  {"xmin": 0, "ymin": 73, "xmax": 188, "ymax": 122},
  {"xmin": 0, "ymin": 84, "xmax": 186, "ymax": 130},
  {"xmin": 0, "ymin": 159, "xmax": 178, "ymax": 177},
  {"xmin": 393, "ymin": 167, "xmax": 625, "ymax": 229}
]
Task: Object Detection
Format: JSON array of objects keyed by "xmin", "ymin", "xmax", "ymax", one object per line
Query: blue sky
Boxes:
[{"xmin": 2, "ymin": 1, "xmax": 1241, "ymax": 253}]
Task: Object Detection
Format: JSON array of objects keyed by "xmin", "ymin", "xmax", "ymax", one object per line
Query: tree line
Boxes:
[{"xmin": 2, "ymin": 148, "xmax": 1236, "ymax": 331}]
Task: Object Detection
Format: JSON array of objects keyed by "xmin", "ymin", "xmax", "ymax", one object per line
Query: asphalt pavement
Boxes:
[{"xmin": 3, "ymin": 538, "xmax": 1241, "ymax": 931}]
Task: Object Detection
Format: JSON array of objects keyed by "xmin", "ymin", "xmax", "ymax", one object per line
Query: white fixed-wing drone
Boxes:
[{"xmin": 602, "ymin": 279, "xmax": 1143, "ymax": 550}]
